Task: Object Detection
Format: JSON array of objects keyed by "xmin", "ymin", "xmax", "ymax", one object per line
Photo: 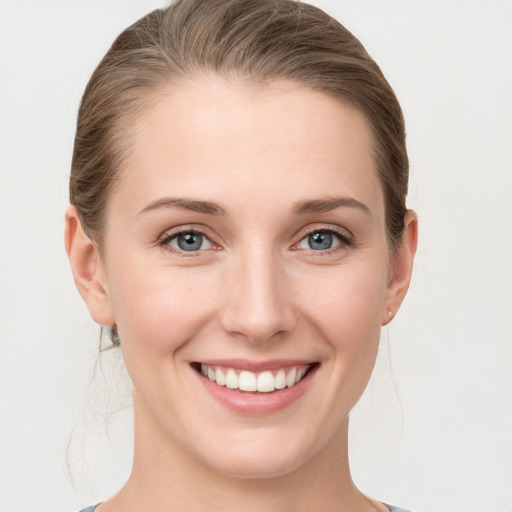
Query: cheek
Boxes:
[
  {"xmin": 295, "ymin": 259, "xmax": 388, "ymax": 406},
  {"xmin": 107, "ymin": 262, "xmax": 220, "ymax": 357},
  {"xmin": 298, "ymin": 261, "xmax": 388, "ymax": 343}
]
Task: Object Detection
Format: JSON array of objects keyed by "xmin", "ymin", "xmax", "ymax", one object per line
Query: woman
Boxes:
[{"xmin": 65, "ymin": 0, "xmax": 417, "ymax": 510}]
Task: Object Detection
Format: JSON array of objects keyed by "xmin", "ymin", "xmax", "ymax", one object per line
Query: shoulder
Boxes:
[{"xmin": 78, "ymin": 504, "xmax": 413, "ymax": 512}]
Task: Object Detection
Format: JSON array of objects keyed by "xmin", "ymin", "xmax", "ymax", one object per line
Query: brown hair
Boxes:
[{"xmin": 70, "ymin": 0, "xmax": 408, "ymax": 247}]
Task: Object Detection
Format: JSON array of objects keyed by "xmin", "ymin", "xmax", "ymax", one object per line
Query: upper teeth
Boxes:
[{"xmin": 200, "ymin": 364, "xmax": 309, "ymax": 392}]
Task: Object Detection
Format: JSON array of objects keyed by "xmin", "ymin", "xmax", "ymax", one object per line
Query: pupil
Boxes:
[
  {"xmin": 308, "ymin": 232, "xmax": 332, "ymax": 250},
  {"xmin": 178, "ymin": 233, "xmax": 202, "ymax": 251}
]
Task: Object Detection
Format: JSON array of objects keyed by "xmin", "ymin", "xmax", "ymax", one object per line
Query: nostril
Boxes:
[{"xmin": 219, "ymin": 264, "xmax": 297, "ymax": 344}]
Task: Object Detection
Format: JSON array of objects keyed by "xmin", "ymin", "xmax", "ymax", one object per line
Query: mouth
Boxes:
[
  {"xmin": 192, "ymin": 360, "xmax": 319, "ymax": 414},
  {"xmin": 193, "ymin": 362, "xmax": 316, "ymax": 393}
]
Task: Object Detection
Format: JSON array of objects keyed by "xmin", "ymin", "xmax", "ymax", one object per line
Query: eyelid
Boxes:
[
  {"xmin": 158, "ymin": 225, "xmax": 221, "ymax": 254},
  {"xmin": 158, "ymin": 225, "xmax": 208, "ymax": 244},
  {"xmin": 291, "ymin": 224, "xmax": 353, "ymax": 252},
  {"xmin": 294, "ymin": 224, "xmax": 353, "ymax": 243},
  {"xmin": 156, "ymin": 223, "xmax": 353, "ymax": 255}
]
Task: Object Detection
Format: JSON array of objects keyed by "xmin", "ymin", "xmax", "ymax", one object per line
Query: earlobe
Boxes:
[
  {"xmin": 64, "ymin": 205, "xmax": 116, "ymax": 327},
  {"xmin": 382, "ymin": 210, "xmax": 418, "ymax": 325}
]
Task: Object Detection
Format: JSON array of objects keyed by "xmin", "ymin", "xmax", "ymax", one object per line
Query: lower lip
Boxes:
[{"xmin": 196, "ymin": 366, "xmax": 317, "ymax": 415}]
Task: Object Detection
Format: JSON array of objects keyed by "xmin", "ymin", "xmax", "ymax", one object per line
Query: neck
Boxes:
[{"xmin": 103, "ymin": 397, "xmax": 380, "ymax": 512}]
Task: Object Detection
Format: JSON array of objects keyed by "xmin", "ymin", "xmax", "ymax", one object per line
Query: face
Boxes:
[{"xmin": 71, "ymin": 77, "xmax": 415, "ymax": 479}]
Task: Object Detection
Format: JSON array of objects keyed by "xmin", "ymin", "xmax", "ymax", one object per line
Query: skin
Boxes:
[{"xmin": 65, "ymin": 77, "xmax": 417, "ymax": 512}]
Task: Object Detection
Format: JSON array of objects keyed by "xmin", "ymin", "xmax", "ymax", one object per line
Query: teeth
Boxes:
[
  {"xmin": 239, "ymin": 371, "xmax": 257, "ymax": 391},
  {"xmin": 225, "ymin": 368, "xmax": 238, "ymax": 389},
  {"xmin": 215, "ymin": 367, "xmax": 226, "ymax": 386},
  {"xmin": 275, "ymin": 369, "xmax": 286, "ymax": 389},
  {"xmin": 286, "ymin": 367, "xmax": 297, "ymax": 388},
  {"xmin": 256, "ymin": 371, "xmax": 274, "ymax": 393},
  {"xmin": 199, "ymin": 364, "xmax": 310, "ymax": 392}
]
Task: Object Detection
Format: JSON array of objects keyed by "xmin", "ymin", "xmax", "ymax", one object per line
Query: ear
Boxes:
[
  {"xmin": 64, "ymin": 205, "xmax": 116, "ymax": 326},
  {"xmin": 381, "ymin": 210, "xmax": 418, "ymax": 325}
]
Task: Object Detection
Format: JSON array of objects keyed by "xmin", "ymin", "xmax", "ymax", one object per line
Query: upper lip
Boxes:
[{"xmin": 193, "ymin": 358, "xmax": 316, "ymax": 372}]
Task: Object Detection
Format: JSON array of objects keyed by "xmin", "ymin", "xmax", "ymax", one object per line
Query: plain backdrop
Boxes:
[{"xmin": 1, "ymin": 1, "xmax": 511, "ymax": 511}]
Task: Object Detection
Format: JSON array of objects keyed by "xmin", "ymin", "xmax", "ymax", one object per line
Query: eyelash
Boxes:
[
  {"xmin": 158, "ymin": 226, "xmax": 215, "ymax": 256},
  {"xmin": 293, "ymin": 226, "xmax": 353, "ymax": 255},
  {"xmin": 158, "ymin": 225, "xmax": 353, "ymax": 256}
]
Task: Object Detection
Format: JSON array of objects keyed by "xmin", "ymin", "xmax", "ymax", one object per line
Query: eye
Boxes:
[
  {"xmin": 296, "ymin": 229, "xmax": 349, "ymax": 251},
  {"xmin": 161, "ymin": 230, "xmax": 214, "ymax": 252}
]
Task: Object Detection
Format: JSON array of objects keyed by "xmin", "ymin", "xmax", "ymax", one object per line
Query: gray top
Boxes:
[{"xmin": 79, "ymin": 504, "xmax": 413, "ymax": 512}]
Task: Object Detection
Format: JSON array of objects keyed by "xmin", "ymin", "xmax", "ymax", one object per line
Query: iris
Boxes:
[
  {"xmin": 308, "ymin": 232, "xmax": 333, "ymax": 250},
  {"xmin": 177, "ymin": 232, "xmax": 204, "ymax": 251}
]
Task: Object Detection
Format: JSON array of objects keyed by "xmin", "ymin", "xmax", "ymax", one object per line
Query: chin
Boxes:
[
  {"xmin": 191, "ymin": 427, "xmax": 321, "ymax": 481},
  {"xmin": 205, "ymin": 450, "xmax": 307, "ymax": 480}
]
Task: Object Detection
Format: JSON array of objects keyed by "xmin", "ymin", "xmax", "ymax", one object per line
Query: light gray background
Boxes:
[{"xmin": 1, "ymin": 1, "xmax": 511, "ymax": 511}]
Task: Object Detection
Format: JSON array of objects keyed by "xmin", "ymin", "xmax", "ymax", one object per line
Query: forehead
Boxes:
[{"xmin": 112, "ymin": 77, "xmax": 384, "ymax": 219}]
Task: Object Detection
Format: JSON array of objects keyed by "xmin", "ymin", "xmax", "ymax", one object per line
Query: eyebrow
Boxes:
[
  {"xmin": 139, "ymin": 197, "xmax": 227, "ymax": 216},
  {"xmin": 292, "ymin": 197, "xmax": 370, "ymax": 216},
  {"xmin": 138, "ymin": 195, "xmax": 370, "ymax": 217}
]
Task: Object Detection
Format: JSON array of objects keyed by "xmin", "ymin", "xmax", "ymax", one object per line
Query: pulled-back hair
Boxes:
[{"xmin": 70, "ymin": 0, "xmax": 408, "ymax": 247}]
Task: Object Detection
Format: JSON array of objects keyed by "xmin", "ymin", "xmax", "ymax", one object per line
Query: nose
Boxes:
[{"xmin": 219, "ymin": 246, "xmax": 297, "ymax": 345}]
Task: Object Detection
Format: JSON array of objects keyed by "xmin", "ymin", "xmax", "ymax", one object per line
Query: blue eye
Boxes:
[
  {"xmin": 308, "ymin": 232, "xmax": 333, "ymax": 250},
  {"xmin": 164, "ymin": 231, "xmax": 213, "ymax": 252},
  {"xmin": 297, "ymin": 229, "xmax": 348, "ymax": 251}
]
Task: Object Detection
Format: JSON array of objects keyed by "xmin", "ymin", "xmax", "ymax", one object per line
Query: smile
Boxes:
[
  {"xmin": 192, "ymin": 360, "xmax": 319, "ymax": 414},
  {"xmin": 199, "ymin": 363, "xmax": 311, "ymax": 393}
]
